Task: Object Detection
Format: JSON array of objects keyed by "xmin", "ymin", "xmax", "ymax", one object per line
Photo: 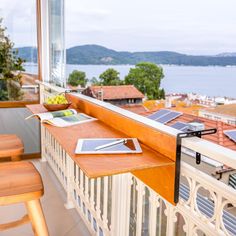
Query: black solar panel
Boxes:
[
  {"xmin": 171, "ymin": 122, "xmax": 189, "ymax": 131},
  {"xmin": 156, "ymin": 111, "xmax": 182, "ymax": 124},
  {"xmin": 147, "ymin": 109, "xmax": 170, "ymax": 120},
  {"xmin": 224, "ymin": 130, "xmax": 236, "ymax": 143}
]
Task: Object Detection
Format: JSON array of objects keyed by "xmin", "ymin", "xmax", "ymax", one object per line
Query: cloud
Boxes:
[
  {"xmin": 73, "ymin": 8, "xmax": 110, "ymax": 18},
  {"xmin": 1, "ymin": 0, "xmax": 236, "ymax": 53},
  {"xmin": 0, "ymin": 0, "xmax": 37, "ymax": 47}
]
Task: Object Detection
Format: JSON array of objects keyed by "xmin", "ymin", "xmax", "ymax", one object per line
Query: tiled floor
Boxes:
[{"xmin": 0, "ymin": 160, "xmax": 91, "ymax": 236}]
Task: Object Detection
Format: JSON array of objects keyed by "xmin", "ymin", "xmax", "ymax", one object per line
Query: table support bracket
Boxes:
[{"xmin": 174, "ymin": 128, "xmax": 217, "ymax": 203}]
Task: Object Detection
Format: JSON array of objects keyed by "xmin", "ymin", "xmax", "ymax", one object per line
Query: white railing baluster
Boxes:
[
  {"xmin": 90, "ymin": 179, "xmax": 95, "ymax": 209},
  {"xmin": 135, "ymin": 180, "xmax": 145, "ymax": 236},
  {"xmin": 85, "ymin": 175, "xmax": 89, "ymax": 199},
  {"xmin": 148, "ymin": 190, "xmax": 158, "ymax": 236},
  {"xmin": 96, "ymin": 178, "xmax": 101, "ymax": 220},
  {"xmin": 165, "ymin": 203, "xmax": 175, "ymax": 236},
  {"xmin": 158, "ymin": 200, "xmax": 163, "ymax": 236},
  {"xmin": 102, "ymin": 176, "xmax": 108, "ymax": 229},
  {"xmin": 80, "ymin": 169, "xmax": 84, "ymax": 196},
  {"xmin": 111, "ymin": 174, "xmax": 132, "ymax": 236}
]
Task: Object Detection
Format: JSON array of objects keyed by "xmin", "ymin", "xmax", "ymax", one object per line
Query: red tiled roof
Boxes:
[
  {"xmin": 88, "ymin": 85, "xmax": 144, "ymax": 100},
  {"xmin": 123, "ymin": 107, "xmax": 236, "ymax": 151},
  {"xmin": 167, "ymin": 113, "xmax": 236, "ymax": 151}
]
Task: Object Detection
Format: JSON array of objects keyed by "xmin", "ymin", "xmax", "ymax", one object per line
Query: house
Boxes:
[
  {"xmin": 82, "ymin": 85, "xmax": 145, "ymax": 105},
  {"xmin": 199, "ymin": 103, "xmax": 236, "ymax": 126}
]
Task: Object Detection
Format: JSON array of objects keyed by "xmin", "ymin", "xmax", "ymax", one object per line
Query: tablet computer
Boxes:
[{"xmin": 75, "ymin": 138, "xmax": 142, "ymax": 154}]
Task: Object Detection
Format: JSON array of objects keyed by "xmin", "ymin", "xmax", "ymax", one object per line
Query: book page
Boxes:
[
  {"xmin": 26, "ymin": 109, "xmax": 77, "ymax": 121},
  {"xmin": 42, "ymin": 113, "xmax": 96, "ymax": 127}
]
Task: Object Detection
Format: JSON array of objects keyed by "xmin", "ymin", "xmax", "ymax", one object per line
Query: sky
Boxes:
[
  {"xmin": 1, "ymin": 0, "xmax": 236, "ymax": 55},
  {"xmin": 0, "ymin": 0, "xmax": 37, "ymax": 48}
]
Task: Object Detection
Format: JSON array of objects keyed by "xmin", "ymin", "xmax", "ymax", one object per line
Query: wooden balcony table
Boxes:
[{"xmin": 27, "ymin": 98, "xmax": 178, "ymax": 205}]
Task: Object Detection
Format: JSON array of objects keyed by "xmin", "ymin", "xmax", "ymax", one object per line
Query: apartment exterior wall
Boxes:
[{"xmin": 199, "ymin": 110, "xmax": 236, "ymax": 126}]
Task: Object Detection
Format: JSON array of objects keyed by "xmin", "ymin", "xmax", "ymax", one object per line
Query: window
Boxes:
[
  {"xmin": 227, "ymin": 120, "xmax": 236, "ymax": 126},
  {"xmin": 214, "ymin": 116, "xmax": 221, "ymax": 121},
  {"xmin": 48, "ymin": 0, "xmax": 66, "ymax": 87},
  {"xmin": 0, "ymin": 0, "xmax": 39, "ymax": 103}
]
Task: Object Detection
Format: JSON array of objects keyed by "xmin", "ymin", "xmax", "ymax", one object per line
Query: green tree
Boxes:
[
  {"xmin": 98, "ymin": 68, "xmax": 123, "ymax": 85},
  {"xmin": 125, "ymin": 62, "xmax": 165, "ymax": 100},
  {"xmin": 67, "ymin": 70, "xmax": 88, "ymax": 87},
  {"xmin": 91, "ymin": 77, "xmax": 100, "ymax": 85},
  {"xmin": 159, "ymin": 88, "xmax": 165, "ymax": 99},
  {"xmin": 0, "ymin": 18, "xmax": 24, "ymax": 101}
]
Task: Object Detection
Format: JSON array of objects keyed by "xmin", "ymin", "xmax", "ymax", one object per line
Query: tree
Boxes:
[
  {"xmin": 67, "ymin": 70, "xmax": 88, "ymax": 87},
  {"xmin": 159, "ymin": 88, "xmax": 165, "ymax": 99},
  {"xmin": 0, "ymin": 18, "xmax": 24, "ymax": 101},
  {"xmin": 90, "ymin": 77, "xmax": 100, "ymax": 85},
  {"xmin": 98, "ymin": 68, "xmax": 123, "ymax": 85},
  {"xmin": 125, "ymin": 62, "xmax": 165, "ymax": 100}
]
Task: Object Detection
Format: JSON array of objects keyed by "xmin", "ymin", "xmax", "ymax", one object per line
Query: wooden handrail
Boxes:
[{"xmin": 67, "ymin": 93, "xmax": 177, "ymax": 161}]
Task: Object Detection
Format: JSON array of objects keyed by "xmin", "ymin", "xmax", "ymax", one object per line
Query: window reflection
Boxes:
[{"xmin": 0, "ymin": 0, "xmax": 39, "ymax": 102}]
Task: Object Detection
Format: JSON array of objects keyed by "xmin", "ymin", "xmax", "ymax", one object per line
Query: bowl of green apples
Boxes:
[{"xmin": 43, "ymin": 94, "xmax": 72, "ymax": 111}]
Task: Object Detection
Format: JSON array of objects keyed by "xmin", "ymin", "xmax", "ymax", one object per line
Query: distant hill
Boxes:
[
  {"xmin": 216, "ymin": 52, "xmax": 236, "ymax": 57},
  {"xmin": 15, "ymin": 47, "xmax": 38, "ymax": 63},
  {"xmin": 16, "ymin": 45, "xmax": 236, "ymax": 66}
]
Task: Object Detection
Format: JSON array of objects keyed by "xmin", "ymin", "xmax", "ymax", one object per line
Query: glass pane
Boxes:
[
  {"xmin": 49, "ymin": 0, "xmax": 66, "ymax": 87},
  {"xmin": 0, "ymin": 0, "xmax": 39, "ymax": 102}
]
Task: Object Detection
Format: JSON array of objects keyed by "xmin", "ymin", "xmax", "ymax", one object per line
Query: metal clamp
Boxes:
[{"xmin": 174, "ymin": 128, "xmax": 217, "ymax": 203}]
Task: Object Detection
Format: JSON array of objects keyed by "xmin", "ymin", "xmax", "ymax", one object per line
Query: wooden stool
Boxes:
[
  {"xmin": 0, "ymin": 135, "xmax": 24, "ymax": 161},
  {"xmin": 0, "ymin": 161, "xmax": 49, "ymax": 236}
]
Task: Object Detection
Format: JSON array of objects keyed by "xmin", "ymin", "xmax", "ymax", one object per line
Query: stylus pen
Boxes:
[{"xmin": 95, "ymin": 139, "xmax": 127, "ymax": 151}]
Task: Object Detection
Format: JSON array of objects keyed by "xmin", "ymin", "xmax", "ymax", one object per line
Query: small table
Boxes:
[{"xmin": 27, "ymin": 104, "xmax": 176, "ymax": 205}]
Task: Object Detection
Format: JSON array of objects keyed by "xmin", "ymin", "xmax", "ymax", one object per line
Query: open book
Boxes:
[{"xmin": 26, "ymin": 109, "xmax": 96, "ymax": 127}]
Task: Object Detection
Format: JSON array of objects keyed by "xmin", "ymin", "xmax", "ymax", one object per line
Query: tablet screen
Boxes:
[{"xmin": 75, "ymin": 138, "xmax": 142, "ymax": 154}]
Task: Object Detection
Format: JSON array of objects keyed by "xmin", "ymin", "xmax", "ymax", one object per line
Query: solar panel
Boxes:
[
  {"xmin": 147, "ymin": 109, "xmax": 170, "ymax": 120},
  {"xmin": 156, "ymin": 111, "xmax": 182, "ymax": 124},
  {"xmin": 171, "ymin": 122, "xmax": 189, "ymax": 131},
  {"xmin": 224, "ymin": 130, "xmax": 236, "ymax": 143}
]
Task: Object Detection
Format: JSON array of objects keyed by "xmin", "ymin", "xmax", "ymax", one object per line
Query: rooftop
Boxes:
[
  {"xmin": 202, "ymin": 104, "xmax": 236, "ymax": 117},
  {"xmin": 123, "ymin": 107, "xmax": 236, "ymax": 151},
  {"xmin": 83, "ymin": 85, "xmax": 145, "ymax": 100}
]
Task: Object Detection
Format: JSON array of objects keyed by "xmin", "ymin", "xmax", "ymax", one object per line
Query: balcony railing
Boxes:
[{"xmin": 38, "ymin": 82, "xmax": 236, "ymax": 236}]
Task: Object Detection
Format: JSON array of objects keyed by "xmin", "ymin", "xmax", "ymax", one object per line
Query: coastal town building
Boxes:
[
  {"xmin": 166, "ymin": 93, "xmax": 236, "ymax": 107},
  {"xmin": 82, "ymin": 85, "xmax": 145, "ymax": 105},
  {"xmin": 199, "ymin": 104, "xmax": 236, "ymax": 126}
]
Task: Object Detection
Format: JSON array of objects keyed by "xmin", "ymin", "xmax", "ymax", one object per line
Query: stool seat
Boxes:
[
  {"xmin": 0, "ymin": 135, "xmax": 24, "ymax": 158},
  {"xmin": 0, "ymin": 162, "xmax": 48, "ymax": 235},
  {"xmin": 0, "ymin": 162, "xmax": 43, "ymax": 204}
]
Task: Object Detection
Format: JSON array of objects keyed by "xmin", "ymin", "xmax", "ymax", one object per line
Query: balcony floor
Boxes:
[{"xmin": 0, "ymin": 160, "xmax": 91, "ymax": 236}]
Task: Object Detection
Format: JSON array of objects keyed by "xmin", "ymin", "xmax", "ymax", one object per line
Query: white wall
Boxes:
[{"xmin": 0, "ymin": 108, "xmax": 40, "ymax": 154}]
